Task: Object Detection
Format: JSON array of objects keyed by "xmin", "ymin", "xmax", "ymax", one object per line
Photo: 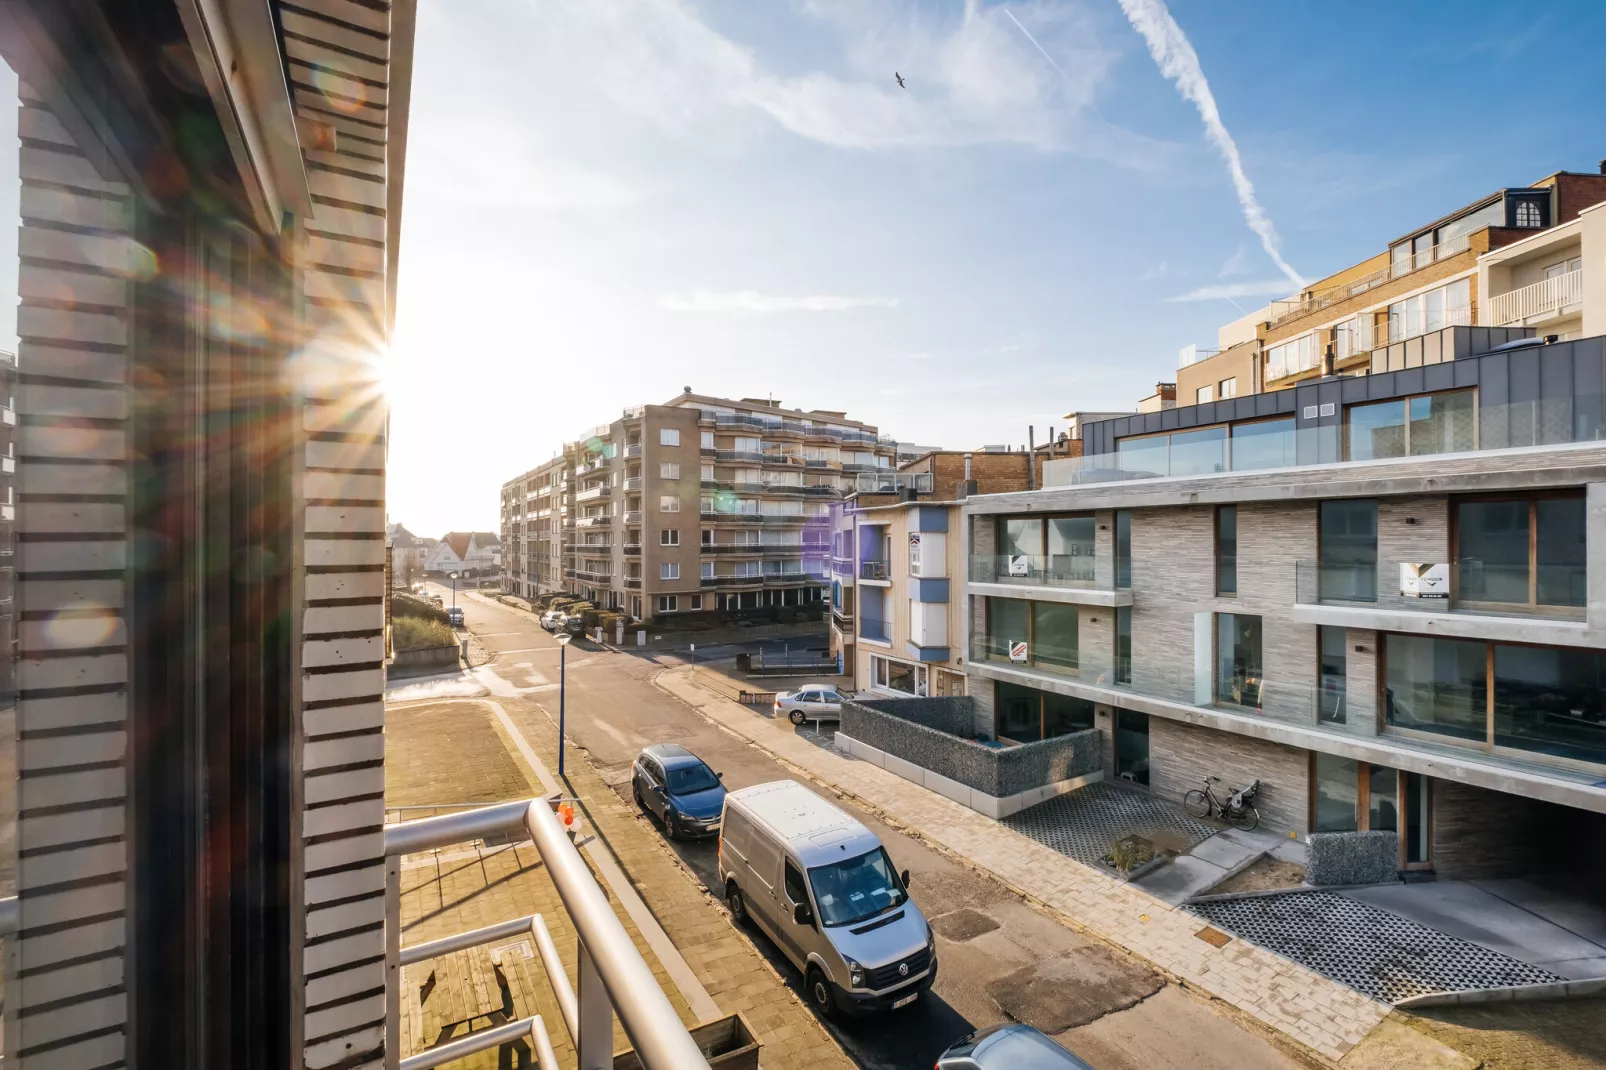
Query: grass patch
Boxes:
[
  {"xmin": 393, "ymin": 615, "xmax": 456, "ymax": 652},
  {"xmin": 394, "ymin": 592, "xmax": 449, "ymax": 624}
]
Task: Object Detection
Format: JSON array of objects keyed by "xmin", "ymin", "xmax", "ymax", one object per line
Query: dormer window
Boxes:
[{"xmin": 1514, "ymin": 199, "xmax": 1542, "ymax": 228}]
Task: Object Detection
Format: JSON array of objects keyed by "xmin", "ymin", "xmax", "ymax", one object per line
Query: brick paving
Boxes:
[
  {"xmin": 656, "ymin": 666, "xmax": 1391, "ymax": 1063},
  {"xmin": 387, "ymin": 695, "xmax": 855, "ymax": 1070}
]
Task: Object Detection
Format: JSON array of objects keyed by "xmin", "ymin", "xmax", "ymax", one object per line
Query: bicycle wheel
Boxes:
[
  {"xmin": 1183, "ymin": 790, "xmax": 1211, "ymax": 819},
  {"xmin": 1229, "ymin": 805, "xmax": 1260, "ymax": 832}
]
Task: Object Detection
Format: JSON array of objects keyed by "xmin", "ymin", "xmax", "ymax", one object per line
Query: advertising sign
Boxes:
[
  {"xmin": 1007, "ymin": 555, "xmax": 1031, "ymax": 577},
  {"xmin": 1009, "ymin": 640, "xmax": 1029, "ymax": 662},
  {"xmin": 1400, "ymin": 563, "xmax": 1449, "ymax": 599}
]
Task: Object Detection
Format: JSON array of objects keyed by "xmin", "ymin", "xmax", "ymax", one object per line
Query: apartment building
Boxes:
[
  {"xmin": 499, "ymin": 392, "xmax": 899, "ymax": 621},
  {"xmin": 830, "ymin": 450, "xmax": 1042, "ymax": 696},
  {"xmin": 963, "ymin": 331, "xmax": 1606, "ymax": 879},
  {"xmin": 1177, "ymin": 167, "xmax": 1606, "ymax": 405}
]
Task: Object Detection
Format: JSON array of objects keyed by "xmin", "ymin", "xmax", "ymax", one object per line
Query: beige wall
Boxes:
[{"xmin": 1177, "ymin": 340, "xmax": 1260, "ymax": 403}]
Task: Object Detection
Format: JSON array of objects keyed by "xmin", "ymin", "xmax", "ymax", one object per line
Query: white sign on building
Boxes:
[
  {"xmin": 1009, "ymin": 640, "xmax": 1029, "ymax": 662},
  {"xmin": 1007, "ymin": 554, "xmax": 1030, "ymax": 577},
  {"xmin": 1400, "ymin": 563, "xmax": 1449, "ymax": 599}
]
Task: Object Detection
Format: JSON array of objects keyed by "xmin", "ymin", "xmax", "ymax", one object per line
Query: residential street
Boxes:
[{"xmin": 420, "ymin": 583, "xmax": 1316, "ymax": 1070}]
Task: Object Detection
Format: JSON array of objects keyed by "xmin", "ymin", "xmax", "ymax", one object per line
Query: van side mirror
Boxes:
[
  {"xmin": 716, "ymin": 771, "xmax": 724, "ymax": 780},
  {"xmin": 900, "ymin": 869, "xmax": 911, "ymax": 889},
  {"xmin": 793, "ymin": 902, "xmax": 813, "ymax": 926}
]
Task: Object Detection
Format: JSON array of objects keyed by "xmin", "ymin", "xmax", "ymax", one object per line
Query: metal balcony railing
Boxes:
[
  {"xmin": 859, "ymin": 560, "xmax": 888, "ymax": 580},
  {"xmin": 1487, "ymin": 269, "xmax": 1583, "ymax": 327},
  {"xmin": 1294, "ymin": 559, "xmax": 1587, "ymax": 616},
  {"xmin": 969, "ymin": 553, "xmax": 1112, "ymax": 591},
  {"xmin": 859, "ymin": 616, "xmax": 889, "ymax": 641},
  {"xmin": 384, "ymin": 800, "xmax": 711, "ymax": 1069}
]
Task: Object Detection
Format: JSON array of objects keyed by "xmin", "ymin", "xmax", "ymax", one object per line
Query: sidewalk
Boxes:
[
  {"xmin": 387, "ymin": 692, "xmax": 856, "ymax": 1070},
  {"xmin": 655, "ymin": 666, "xmax": 1390, "ymax": 1063}
]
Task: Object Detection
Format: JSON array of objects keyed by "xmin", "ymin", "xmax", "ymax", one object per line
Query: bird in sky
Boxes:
[{"xmin": 894, "ymin": 72, "xmax": 905, "ymax": 89}]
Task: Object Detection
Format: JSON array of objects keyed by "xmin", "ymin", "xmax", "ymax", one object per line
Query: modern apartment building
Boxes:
[
  {"xmin": 500, "ymin": 392, "xmax": 900, "ymax": 621},
  {"xmin": 1177, "ymin": 167, "xmax": 1606, "ymax": 405},
  {"xmin": 962, "ymin": 329, "xmax": 1606, "ymax": 879},
  {"xmin": 830, "ymin": 450, "xmax": 1041, "ymax": 696}
]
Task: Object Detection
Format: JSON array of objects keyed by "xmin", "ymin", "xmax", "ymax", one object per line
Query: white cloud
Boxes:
[
  {"xmin": 1116, "ymin": 0, "xmax": 1302, "ymax": 285},
  {"xmin": 1167, "ymin": 280, "xmax": 1299, "ymax": 302},
  {"xmin": 657, "ymin": 290, "xmax": 899, "ymax": 313},
  {"xmin": 1217, "ymin": 245, "xmax": 1250, "ymax": 277}
]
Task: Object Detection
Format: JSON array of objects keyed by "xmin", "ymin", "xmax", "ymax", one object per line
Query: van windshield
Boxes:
[{"xmin": 807, "ymin": 848, "xmax": 906, "ymax": 927}]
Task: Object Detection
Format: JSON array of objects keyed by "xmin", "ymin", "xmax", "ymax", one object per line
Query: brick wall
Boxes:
[
  {"xmin": 1551, "ymin": 172, "xmax": 1606, "ymax": 224},
  {"xmin": 924, "ymin": 451, "xmax": 1035, "ymax": 497},
  {"xmin": 1148, "ymin": 719, "xmax": 1310, "ymax": 837},
  {"xmin": 1376, "ymin": 496, "xmax": 1449, "ymax": 610}
]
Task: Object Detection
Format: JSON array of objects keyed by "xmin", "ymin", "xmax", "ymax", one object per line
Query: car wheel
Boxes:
[
  {"xmin": 632, "ymin": 781, "xmax": 645, "ymax": 812},
  {"xmin": 726, "ymin": 881, "xmax": 747, "ymax": 926},
  {"xmin": 806, "ymin": 966, "xmax": 837, "ymax": 1020},
  {"xmin": 789, "ymin": 708, "xmax": 806, "ymax": 726},
  {"xmin": 664, "ymin": 812, "xmax": 678, "ymax": 841}
]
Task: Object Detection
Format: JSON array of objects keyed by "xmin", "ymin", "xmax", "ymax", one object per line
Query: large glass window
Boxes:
[
  {"xmin": 1046, "ymin": 515, "xmax": 1094, "ymax": 583},
  {"xmin": 1115, "ymin": 709, "xmax": 1149, "ymax": 785},
  {"xmin": 1229, "ymin": 417, "xmax": 1297, "ymax": 472},
  {"xmin": 1032, "ymin": 602, "xmax": 1079, "ymax": 672},
  {"xmin": 996, "ymin": 680, "xmax": 1093, "ymax": 742},
  {"xmin": 1493, "ymin": 645, "xmax": 1606, "ymax": 764},
  {"xmin": 1368, "ymin": 763, "xmax": 1399, "ymax": 832},
  {"xmin": 1384, "ymin": 634, "xmax": 1487, "ymax": 742},
  {"xmin": 1216, "ymin": 614, "xmax": 1262, "ymax": 708},
  {"xmin": 1169, "ymin": 426, "xmax": 1227, "ymax": 476},
  {"xmin": 1319, "ymin": 626, "xmax": 1347, "ymax": 724},
  {"xmin": 1319, "ymin": 499, "xmax": 1377, "ymax": 601},
  {"xmin": 984, "ymin": 597, "xmax": 1030, "ymax": 662},
  {"xmin": 1114, "ymin": 510, "xmax": 1131, "ymax": 589},
  {"xmin": 1313, "ymin": 753, "xmax": 1360, "ymax": 832},
  {"xmin": 1388, "ymin": 278, "xmax": 1470, "ymax": 342},
  {"xmin": 1215, "ymin": 505, "xmax": 1237, "ymax": 595},
  {"xmin": 1456, "ymin": 494, "xmax": 1585, "ymax": 610},
  {"xmin": 1115, "ymin": 605, "xmax": 1132, "ymax": 684},
  {"xmin": 1346, "ymin": 390, "xmax": 1473, "ymax": 461},
  {"xmin": 999, "ymin": 517, "xmax": 1040, "ymax": 558}
]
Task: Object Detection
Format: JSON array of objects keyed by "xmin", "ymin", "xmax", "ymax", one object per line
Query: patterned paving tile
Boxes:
[
  {"xmin": 1003, "ymin": 781, "xmax": 1218, "ymax": 870},
  {"xmin": 1189, "ymin": 891, "xmax": 1564, "ymax": 1003}
]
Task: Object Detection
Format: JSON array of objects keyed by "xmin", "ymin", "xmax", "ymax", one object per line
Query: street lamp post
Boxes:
[
  {"xmin": 555, "ymin": 632, "xmax": 571, "ymax": 779},
  {"xmin": 449, "ymin": 571, "xmax": 459, "ymax": 608}
]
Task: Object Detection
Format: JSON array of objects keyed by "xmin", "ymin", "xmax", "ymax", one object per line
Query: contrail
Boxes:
[
  {"xmin": 1115, "ymin": 0, "xmax": 1303, "ymax": 287},
  {"xmin": 1003, "ymin": 8, "xmax": 1073, "ymax": 85}
]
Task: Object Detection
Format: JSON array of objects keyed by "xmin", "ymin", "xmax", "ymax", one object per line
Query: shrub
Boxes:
[
  {"xmin": 393, "ymin": 616, "xmax": 456, "ymax": 652},
  {"xmin": 393, "ymin": 592, "xmax": 448, "ymax": 624}
]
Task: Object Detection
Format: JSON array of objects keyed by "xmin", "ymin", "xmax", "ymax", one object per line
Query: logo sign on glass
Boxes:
[
  {"xmin": 1007, "ymin": 554, "xmax": 1031, "ymax": 577},
  {"xmin": 1400, "ymin": 563, "xmax": 1448, "ymax": 599},
  {"xmin": 1009, "ymin": 641, "xmax": 1029, "ymax": 662}
]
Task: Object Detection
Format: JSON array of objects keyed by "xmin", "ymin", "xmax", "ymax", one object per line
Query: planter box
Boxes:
[
  {"xmin": 613, "ymin": 1013, "xmax": 759, "ymax": 1070},
  {"xmin": 388, "ymin": 643, "xmax": 461, "ymax": 678}
]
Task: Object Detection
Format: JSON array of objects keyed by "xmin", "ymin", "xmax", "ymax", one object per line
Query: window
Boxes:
[
  {"xmin": 783, "ymin": 859, "xmax": 808, "ymax": 906},
  {"xmin": 1230, "ymin": 417, "xmax": 1297, "ymax": 472},
  {"xmin": 1544, "ymin": 257, "xmax": 1582, "ymax": 280},
  {"xmin": 870, "ymin": 655, "xmax": 923, "ymax": 696},
  {"xmin": 660, "ymin": 462, "xmax": 680, "ymax": 479},
  {"xmin": 1514, "ymin": 199, "xmax": 1542, "ymax": 228},
  {"xmin": 1046, "ymin": 515, "xmax": 1093, "ymax": 584},
  {"xmin": 1383, "ymin": 634, "xmax": 1487, "ymax": 743},
  {"xmin": 996, "ymin": 680, "xmax": 1094, "ymax": 742},
  {"xmin": 807, "ymin": 847, "xmax": 906, "ymax": 927},
  {"xmin": 701, "ymin": 529, "xmax": 713, "ymax": 545},
  {"xmin": 1216, "ymin": 613, "xmax": 1262, "ymax": 708},
  {"xmin": 660, "ymin": 529, "xmax": 679, "ymax": 546},
  {"xmin": 734, "ymin": 436, "xmax": 760, "ymax": 453},
  {"xmin": 701, "ymin": 463, "xmax": 714, "ymax": 481},
  {"xmin": 659, "ymin": 495, "xmax": 680, "ymax": 513},
  {"xmin": 1344, "ymin": 389, "xmax": 1473, "ymax": 461},
  {"xmin": 1455, "ymin": 493, "xmax": 1585, "ymax": 610},
  {"xmin": 1313, "ymin": 753, "xmax": 1360, "ymax": 832},
  {"xmin": 700, "ymin": 431, "xmax": 715, "ymax": 448},
  {"xmin": 1115, "ymin": 511, "xmax": 1131, "ymax": 589},
  {"xmin": 1266, "ymin": 333, "xmax": 1316, "ymax": 381},
  {"xmin": 1115, "ymin": 710, "xmax": 1149, "ymax": 785},
  {"xmin": 701, "ymin": 561, "xmax": 714, "ymax": 579},
  {"xmin": 660, "ymin": 562, "xmax": 680, "ymax": 580},
  {"xmin": 659, "ymin": 428, "xmax": 680, "ymax": 446},
  {"xmin": 689, "ymin": 594, "xmax": 702, "ymax": 610},
  {"xmin": 1334, "ymin": 315, "xmax": 1374, "ymax": 359},
  {"xmin": 1493, "ymin": 645, "xmax": 1606, "ymax": 763},
  {"xmin": 1387, "ymin": 277, "xmax": 1470, "ymax": 342},
  {"xmin": 1215, "ymin": 505, "xmax": 1236, "ymax": 595},
  {"xmin": 1218, "ymin": 377, "xmax": 1238, "ymax": 399},
  {"xmin": 1319, "ymin": 499, "xmax": 1377, "ymax": 601},
  {"xmin": 1196, "ymin": 386, "xmax": 1212, "ymax": 405},
  {"xmin": 1115, "ymin": 605, "xmax": 1132, "ymax": 684},
  {"xmin": 656, "ymin": 595, "xmax": 678, "ymax": 613},
  {"xmin": 1319, "ymin": 626, "xmax": 1347, "ymax": 724}
]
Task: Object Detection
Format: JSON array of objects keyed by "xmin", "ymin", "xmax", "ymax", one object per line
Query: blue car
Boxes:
[{"xmin": 631, "ymin": 743, "xmax": 727, "ymax": 840}]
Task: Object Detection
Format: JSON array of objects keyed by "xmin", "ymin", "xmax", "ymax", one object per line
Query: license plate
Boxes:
[{"xmin": 891, "ymin": 992, "xmax": 918, "ymax": 1009}]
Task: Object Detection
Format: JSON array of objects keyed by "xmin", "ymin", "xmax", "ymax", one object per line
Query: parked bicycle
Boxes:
[{"xmin": 1183, "ymin": 776, "xmax": 1261, "ymax": 831}]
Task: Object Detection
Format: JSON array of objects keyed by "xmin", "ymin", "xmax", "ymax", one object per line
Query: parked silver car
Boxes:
[{"xmin": 774, "ymin": 684, "xmax": 845, "ymax": 725}]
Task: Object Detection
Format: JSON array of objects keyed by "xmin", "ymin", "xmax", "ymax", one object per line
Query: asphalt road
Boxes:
[{"xmin": 426, "ymin": 584, "xmax": 1313, "ymax": 1070}]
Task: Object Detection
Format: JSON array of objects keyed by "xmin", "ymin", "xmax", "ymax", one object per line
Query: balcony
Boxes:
[
  {"xmin": 804, "ymin": 425, "xmax": 843, "ymax": 442},
  {"xmin": 575, "ymin": 484, "xmax": 611, "ymax": 502},
  {"xmin": 624, "ymin": 577, "xmax": 642, "ymax": 589},
  {"xmin": 702, "ymin": 510, "xmax": 763, "ymax": 522},
  {"xmin": 860, "ymin": 559, "xmax": 889, "ymax": 581},
  {"xmin": 761, "ymin": 513, "xmax": 805, "ymax": 525},
  {"xmin": 624, "ymin": 443, "xmax": 643, "ymax": 458},
  {"xmin": 1292, "ymin": 560, "xmax": 1587, "ymax": 643},
  {"xmin": 859, "ymin": 616, "xmax": 890, "ymax": 642},
  {"xmin": 623, "ymin": 543, "xmax": 642, "ymax": 556},
  {"xmin": 577, "ymin": 515, "xmax": 611, "ymax": 528},
  {"xmin": 715, "ymin": 449, "xmax": 765, "ymax": 464},
  {"xmin": 1487, "ymin": 269, "xmax": 1583, "ymax": 327},
  {"xmin": 832, "ymin": 600, "xmax": 854, "ymax": 622},
  {"xmin": 803, "ymin": 457, "xmax": 838, "ymax": 468},
  {"xmin": 574, "ymin": 567, "xmax": 613, "ymax": 582},
  {"xmin": 624, "ymin": 510, "xmax": 643, "ymax": 525},
  {"xmin": 700, "ymin": 543, "xmax": 763, "ymax": 554},
  {"xmin": 801, "ymin": 484, "xmax": 837, "ymax": 496},
  {"xmin": 624, "ymin": 476, "xmax": 643, "ymax": 492},
  {"xmin": 968, "ymin": 554, "xmax": 1128, "ymax": 607},
  {"xmin": 702, "ymin": 574, "xmax": 763, "ymax": 587},
  {"xmin": 849, "ymin": 471, "xmax": 933, "ymax": 494},
  {"xmin": 1267, "ymin": 230, "xmax": 1475, "ymax": 330}
]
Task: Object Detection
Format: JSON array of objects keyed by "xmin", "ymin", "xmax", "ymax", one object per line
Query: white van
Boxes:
[{"xmin": 718, "ymin": 781, "xmax": 936, "ymax": 1017}]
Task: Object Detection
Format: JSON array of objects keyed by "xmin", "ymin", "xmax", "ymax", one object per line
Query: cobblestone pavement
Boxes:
[
  {"xmin": 387, "ymin": 695, "xmax": 856, "ymax": 1070},
  {"xmin": 1005, "ymin": 780, "xmax": 1218, "ymax": 869},
  {"xmin": 1400, "ymin": 998, "xmax": 1606, "ymax": 1069},
  {"xmin": 656, "ymin": 666, "xmax": 1390, "ymax": 1063},
  {"xmin": 1190, "ymin": 891, "xmax": 1564, "ymax": 1003}
]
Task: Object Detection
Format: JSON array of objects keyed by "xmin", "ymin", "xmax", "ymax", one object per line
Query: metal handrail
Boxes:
[
  {"xmin": 532, "ymin": 912, "xmax": 578, "ymax": 1040},
  {"xmin": 399, "ymin": 1015, "xmax": 548, "ymax": 1070},
  {"xmin": 0, "ymin": 895, "xmax": 16, "ymax": 936},
  {"xmin": 385, "ymin": 799, "xmax": 711, "ymax": 1070},
  {"xmin": 400, "ymin": 913, "xmax": 544, "ymax": 966}
]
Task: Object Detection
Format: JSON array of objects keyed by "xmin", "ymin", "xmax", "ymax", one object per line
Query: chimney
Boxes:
[
  {"xmin": 1320, "ymin": 343, "xmax": 1334, "ymax": 379},
  {"xmin": 1599, "ymin": 158, "xmax": 1606, "ymax": 175},
  {"xmin": 957, "ymin": 452, "xmax": 977, "ymax": 499},
  {"xmin": 1027, "ymin": 425, "xmax": 1036, "ymax": 491}
]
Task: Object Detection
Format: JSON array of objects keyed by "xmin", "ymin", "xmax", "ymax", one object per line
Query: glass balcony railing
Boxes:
[
  {"xmin": 859, "ymin": 560, "xmax": 889, "ymax": 580},
  {"xmin": 969, "ymin": 553, "xmax": 1113, "ymax": 590},
  {"xmin": 1043, "ymin": 396, "xmax": 1606, "ymax": 489},
  {"xmin": 1295, "ymin": 560, "xmax": 1587, "ymax": 618}
]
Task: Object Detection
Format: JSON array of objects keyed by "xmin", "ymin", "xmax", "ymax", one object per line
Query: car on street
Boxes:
[
  {"xmin": 446, "ymin": 606, "xmax": 464, "ymax": 627},
  {"xmin": 632, "ymin": 743, "xmax": 726, "ymax": 840},
  {"xmin": 774, "ymin": 684, "xmax": 845, "ymax": 725},
  {"xmin": 540, "ymin": 610, "xmax": 561, "ymax": 630},
  {"xmin": 936, "ymin": 1024, "xmax": 1096, "ymax": 1069}
]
